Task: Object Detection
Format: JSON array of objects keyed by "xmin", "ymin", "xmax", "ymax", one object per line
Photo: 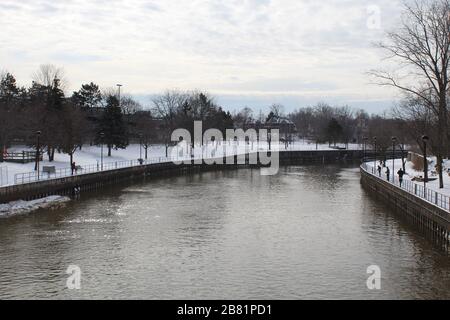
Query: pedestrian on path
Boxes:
[
  {"xmin": 397, "ymin": 169, "xmax": 405, "ymax": 187},
  {"xmin": 386, "ymin": 167, "xmax": 390, "ymax": 182},
  {"xmin": 377, "ymin": 165, "xmax": 382, "ymax": 177}
]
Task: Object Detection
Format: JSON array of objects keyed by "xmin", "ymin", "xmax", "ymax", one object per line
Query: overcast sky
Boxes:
[{"xmin": 1, "ymin": 0, "xmax": 408, "ymax": 113}]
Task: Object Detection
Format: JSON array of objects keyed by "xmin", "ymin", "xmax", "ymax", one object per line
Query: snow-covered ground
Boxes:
[
  {"xmin": 0, "ymin": 141, "xmax": 361, "ymax": 187},
  {"xmin": 0, "ymin": 195, "xmax": 70, "ymax": 218},
  {"xmin": 0, "ymin": 144, "xmax": 170, "ymax": 186},
  {"xmin": 364, "ymin": 157, "xmax": 450, "ymax": 211},
  {"xmin": 366, "ymin": 158, "xmax": 450, "ymax": 195}
]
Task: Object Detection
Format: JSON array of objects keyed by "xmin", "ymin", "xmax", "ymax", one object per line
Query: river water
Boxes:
[{"xmin": 0, "ymin": 165, "xmax": 449, "ymax": 300}]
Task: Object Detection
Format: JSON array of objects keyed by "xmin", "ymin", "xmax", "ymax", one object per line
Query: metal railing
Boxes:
[
  {"xmin": 11, "ymin": 149, "xmax": 258, "ymax": 185},
  {"xmin": 6, "ymin": 145, "xmax": 374, "ymax": 186},
  {"xmin": 13, "ymin": 156, "xmax": 180, "ymax": 185},
  {"xmin": 4, "ymin": 151, "xmax": 42, "ymax": 163},
  {"xmin": 9, "ymin": 141, "xmax": 284, "ymax": 186},
  {"xmin": 361, "ymin": 163, "xmax": 450, "ymax": 212}
]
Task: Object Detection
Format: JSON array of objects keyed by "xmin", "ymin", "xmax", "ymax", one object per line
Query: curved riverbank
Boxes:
[
  {"xmin": 0, "ymin": 150, "xmax": 368, "ymax": 204},
  {"xmin": 360, "ymin": 165, "xmax": 450, "ymax": 251}
]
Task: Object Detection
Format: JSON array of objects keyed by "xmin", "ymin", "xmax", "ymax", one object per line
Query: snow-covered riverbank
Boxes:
[
  {"xmin": 0, "ymin": 196, "xmax": 71, "ymax": 218},
  {"xmin": 0, "ymin": 141, "xmax": 361, "ymax": 187},
  {"xmin": 366, "ymin": 158, "xmax": 450, "ymax": 197}
]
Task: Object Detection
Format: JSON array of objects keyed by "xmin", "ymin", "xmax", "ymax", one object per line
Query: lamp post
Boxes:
[
  {"xmin": 117, "ymin": 84, "xmax": 122, "ymax": 107},
  {"xmin": 139, "ymin": 134, "xmax": 143, "ymax": 161},
  {"xmin": 36, "ymin": 131, "xmax": 41, "ymax": 181},
  {"xmin": 373, "ymin": 137, "xmax": 377, "ymax": 175},
  {"xmin": 100, "ymin": 132, "xmax": 105, "ymax": 171},
  {"xmin": 392, "ymin": 136, "xmax": 397, "ymax": 183},
  {"xmin": 422, "ymin": 135, "xmax": 429, "ymax": 190}
]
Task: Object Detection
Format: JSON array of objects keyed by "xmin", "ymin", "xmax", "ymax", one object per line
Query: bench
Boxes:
[
  {"xmin": 329, "ymin": 146, "xmax": 347, "ymax": 150},
  {"xmin": 42, "ymin": 166, "xmax": 56, "ymax": 177}
]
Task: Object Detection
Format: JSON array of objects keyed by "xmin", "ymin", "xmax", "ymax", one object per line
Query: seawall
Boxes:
[
  {"xmin": 0, "ymin": 150, "xmax": 366, "ymax": 204},
  {"xmin": 360, "ymin": 166, "xmax": 450, "ymax": 251}
]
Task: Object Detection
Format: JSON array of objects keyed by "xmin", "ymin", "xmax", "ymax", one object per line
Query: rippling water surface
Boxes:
[{"xmin": 0, "ymin": 165, "xmax": 449, "ymax": 299}]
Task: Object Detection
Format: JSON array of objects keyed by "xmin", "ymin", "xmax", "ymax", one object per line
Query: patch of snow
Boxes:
[{"xmin": 0, "ymin": 195, "xmax": 71, "ymax": 218}]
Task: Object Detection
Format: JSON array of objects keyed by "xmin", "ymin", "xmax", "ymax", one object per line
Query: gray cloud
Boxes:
[{"xmin": 0, "ymin": 0, "xmax": 406, "ymax": 112}]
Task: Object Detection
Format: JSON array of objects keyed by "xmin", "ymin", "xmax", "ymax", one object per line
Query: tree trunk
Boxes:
[
  {"xmin": 437, "ymin": 154, "xmax": 444, "ymax": 189},
  {"xmin": 108, "ymin": 145, "xmax": 112, "ymax": 157},
  {"xmin": 447, "ymin": 130, "xmax": 450, "ymax": 159},
  {"xmin": 145, "ymin": 147, "xmax": 148, "ymax": 160},
  {"xmin": 47, "ymin": 146, "xmax": 55, "ymax": 162},
  {"xmin": 441, "ymin": 94, "xmax": 448, "ymax": 158},
  {"xmin": 70, "ymin": 153, "xmax": 74, "ymax": 175},
  {"xmin": 437, "ymin": 92, "xmax": 447, "ymax": 188}
]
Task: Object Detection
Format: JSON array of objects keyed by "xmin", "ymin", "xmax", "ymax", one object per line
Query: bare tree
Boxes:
[
  {"xmin": 233, "ymin": 107, "xmax": 254, "ymax": 129},
  {"xmin": 32, "ymin": 64, "xmax": 68, "ymax": 91},
  {"xmin": 394, "ymin": 92, "xmax": 439, "ymax": 152},
  {"xmin": 58, "ymin": 102, "xmax": 89, "ymax": 171},
  {"xmin": 269, "ymin": 104, "xmax": 285, "ymax": 118},
  {"xmin": 369, "ymin": 0, "xmax": 450, "ymax": 188},
  {"xmin": 289, "ymin": 107, "xmax": 314, "ymax": 139},
  {"xmin": 152, "ymin": 90, "xmax": 187, "ymax": 157},
  {"xmin": 134, "ymin": 111, "xmax": 157, "ymax": 160},
  {"xmin": 120, "ymin": 94, "xmax": 143, "ymax": 115}
]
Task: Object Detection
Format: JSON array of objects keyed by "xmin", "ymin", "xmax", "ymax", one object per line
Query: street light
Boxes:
[
  {"xmin": 36, "ymin": 131, "xmax": 41, "ymax": 181},
  {"xmin": 100, "ymin": 132, "xmax": 105, "ymax": 171},
  {"xmin": 422, "ymin": 135, "xmax": 429, "ymax": 190},
  {"xmin": 139, "ymin": 134, "xmax": 143, "ymax": 162},
  {"xmin": 392, "ymin": 136, "xmax": 397, "ymax": 183},
  {"xmin": 117, "ymin": 84, "xmax": 123, "ymax": 107}
]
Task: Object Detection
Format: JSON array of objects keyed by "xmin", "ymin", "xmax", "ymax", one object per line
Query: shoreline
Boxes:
[{"xmin": 360, "ymin": 164, "xmax": 450, "ymax": 251}]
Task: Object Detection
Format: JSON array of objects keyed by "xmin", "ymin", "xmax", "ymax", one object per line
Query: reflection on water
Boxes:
[{"xmin": 0, "ymin": 165, "xmax": 449, "ymax": 299}]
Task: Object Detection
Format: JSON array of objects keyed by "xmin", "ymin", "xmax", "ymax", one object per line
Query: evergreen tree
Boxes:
[
  {"xmin": 0, "ymin": 73, "xmax": 20, "ymax": 105},
  {"xmin": 72, "ymin": 82, "xmax": 102, "ymax": 109},
  {"xmin": 0, "ymin": 73, "xmax": 22, "ymax": 162},
  {"xmin": 98, "ymin": 95, "xmax": 128, "ymax": 156},
  {"xmin": 326, "ymin": 118, "xmax": 343, "ymax": 147}
]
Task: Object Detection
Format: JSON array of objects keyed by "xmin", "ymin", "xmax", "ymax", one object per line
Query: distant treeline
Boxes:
[{"xmin": 0, "ymin": 65, "xmax": 412, "ymax": 164}]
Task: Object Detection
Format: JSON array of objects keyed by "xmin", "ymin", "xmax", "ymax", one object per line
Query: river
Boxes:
[{"xmin": 0, "ymin": 165, "xmax": 449, "ymax": 299}]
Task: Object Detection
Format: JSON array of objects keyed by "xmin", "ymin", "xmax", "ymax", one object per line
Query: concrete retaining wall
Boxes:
[
  {"xmin": 0, "ymin": 150, "xmax": 368, "ymax": 204},
  {"xmin": 360, "ymin": 167, "xmax": 450, "ymax": 250}
]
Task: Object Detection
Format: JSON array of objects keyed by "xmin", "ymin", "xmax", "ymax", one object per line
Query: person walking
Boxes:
[
  {"xmin": 386, "ymin": 167, "xmax": 390, "ymax": 182},
  {"xmin": 397, "ymin": 168, "xmax": 405, "ymax": 187},
  {"xmin": 377, "ymin": 165, "xmax": 382, "ymax": 177}
]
